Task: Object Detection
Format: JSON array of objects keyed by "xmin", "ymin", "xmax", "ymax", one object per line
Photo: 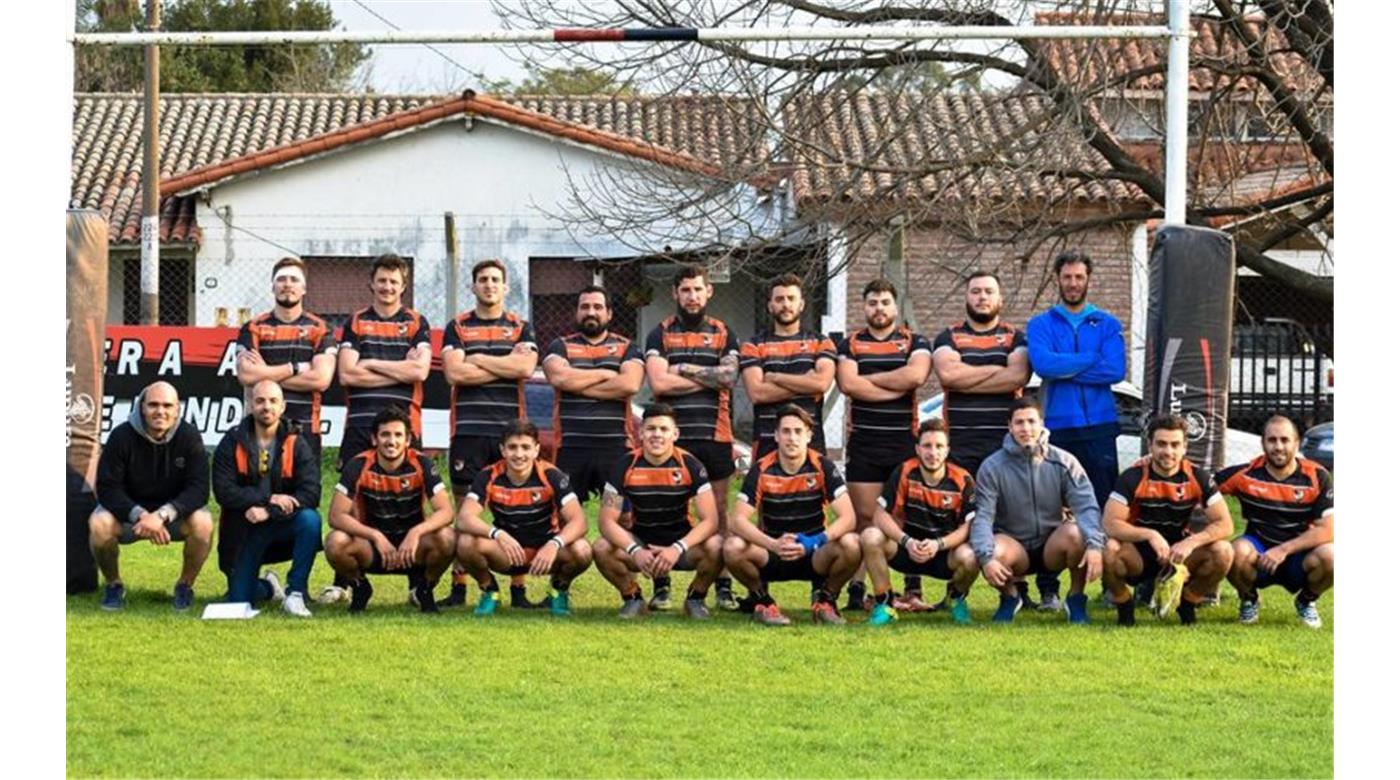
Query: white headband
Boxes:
[{"xmin": 273, "ymin": 266, "xmax": 306, "ymax": 285}]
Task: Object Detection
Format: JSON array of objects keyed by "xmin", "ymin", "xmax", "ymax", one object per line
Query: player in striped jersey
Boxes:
[
  {"xmin": 234, "ymin": 257, "xmax": 337, "ymax": 464},
  {"xmin": 740, "ymin": 274, "xmax": 837, "ymax": 463},
  {"xmin": 336, "ymin": 254, "xmax": 431, "ymax": 470},
  {"xmin": 644, "ymin": 264, "xmax": 742, "ymax": 610},
  {"xmin": 453, "ymin": 421, "xmax": 592, "ymax": 617},
  {"xmin": 863, "ymin": 418, "xmax": 980, "ymax": 626},
  {"xmin": 1101, "ymin": 415, "xmax": 1235, "ymax": 626},
  {"xmin": 593, "ymin": 404, "xmax": 723, "ymax": 620},
  {"xmin": 724, "ymin": 406, "xmax": 857, "ymax": 626},
  {"xmin": 440, "ymin": 259, "xmax": 540, "ymax": 608},
  {"xmin": 931, "ymin": 271, "xmax": 1047, "ymax": 613},
  {"xmin": 543, "ymin": 285, "xmax": 645, "ymax": 500},
  {"xmin": 324, "ymin": 406, "xmax": 456, "ymax": 614},
  {"xmin": 1218, "ymin": 416, "xmax": 1334, "ymax": 628},
  {"xmin": 835, "ymin": 278, "xmax": 932, "ymax": 612}
]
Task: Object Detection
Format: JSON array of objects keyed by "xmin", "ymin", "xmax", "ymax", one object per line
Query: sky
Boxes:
[{"xmin": 327, "ymin": 1, "xmax": 533, "ymax": 93}]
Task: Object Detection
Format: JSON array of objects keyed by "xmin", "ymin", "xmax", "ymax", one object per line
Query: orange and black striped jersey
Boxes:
[
  {"xmin": 544, "ymin": 332, "xmax": 643, "ymax": 450},
  {"xmin": 339, "ymin": 307, "xmax": 432, "ymax": 436},
  {"xmin": 604, "ymin": 448, "xmax": 711, "ymax": 546},
  {"xmin": 1109, "ymin": 459, "xmax": 1221, "ymax": 539},
  {"xmin": 442, "ymin": 311, "xmax": 537, "ymax": 438},
  {"xmin": 877, "ymin": 458, "xmax": 975, "ymax": 538},
  {"xmin": 837, "ymin": 327, "xmax": 932, "ymax": 440},
  {"xmin": 736, "ymin": 449, "xmax": 846, "ymax": 536},
  {"xmin": 335, "ymin": 449, "xmax": 445, "ymax": 534},
  {"xmin": 739, "ymin": 330, "xmax": 837, "ymax": 452},
  {"xmin": 645, "ymin": 316, "xmax": 740, "ymax": 443},
  {"xmin": 1216, "ymin": 456, "xmax": 1334, "ymax": 548},
  {"xmin": 932, "ymin": 321, "xmax": 1027, "ymax": 469},
  {"xmin": 467, "ymin": 459, "xmax": 577, "ymax": 547},
  {"xmin": 236, "ymin": 312, "xmax": 337, "ymax": 436}
]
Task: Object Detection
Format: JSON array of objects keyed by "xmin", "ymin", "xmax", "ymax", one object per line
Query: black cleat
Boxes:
[
  {"xmin": 412, "ymin": 579, "xmax": 439, "ymax": 614},
  {"xmin": 1177, "ymin": 600, "xmax": 1198, "ymax": 626},
  {"xmin": 439, "ymin": 582, "xmax": 468, "ymax": 608},
  {"xmin": 511, "ymin": 583, "xmax": 546, "ymax": 609},
  {"xmin": 844, "ymin": 583, "xmax": 867, "ymax": 613},
  {"xmin": 348, "ymin": 578, "xmax": 374, "ymax": 613},
  {"xmin": 1116, "ymin": 600, "xmax": 1136, "ymax": 627}
]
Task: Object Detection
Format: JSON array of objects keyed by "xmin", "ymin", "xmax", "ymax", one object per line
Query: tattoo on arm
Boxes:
[
  {"xmin": 681, "ymin": 355, "xmax": 739, "ymax": 389},
  {"xmin": 602, "ymin": 491, "xmax": 624, "ymax": 510}
]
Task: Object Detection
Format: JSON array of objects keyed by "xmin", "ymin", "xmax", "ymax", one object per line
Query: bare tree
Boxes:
[{"xmin": 489, "ymin": 0, "xmax": 1333, "ymax": 302}]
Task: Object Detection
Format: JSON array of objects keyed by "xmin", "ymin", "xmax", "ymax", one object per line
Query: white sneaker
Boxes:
[
  {"xmin": 282, "ymin": 591, "xmax": 312, "ymax": 618},
  {"xmin": 262, "ymin": 570, "xmax": 286, "ymax": 603},
  {"xmin": 315, "ymin": 585, "xmax": 350, "ymax": 604}
]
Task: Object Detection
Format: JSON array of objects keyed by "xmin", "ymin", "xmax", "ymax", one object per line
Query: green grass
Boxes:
[{"xmin": 67, "ymin": 451, "xmax": 1333, "ymax": 778}]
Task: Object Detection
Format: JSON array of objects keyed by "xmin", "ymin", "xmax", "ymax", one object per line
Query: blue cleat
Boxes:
[
  {"xmin": 1065, "ymin": 593, "xmax": 1090, "ymax": 624},
  {"xmin": 100, "ymin": 582, "xmax": 127, "ymax": 612},
  {"xmin": 474, "ymin": 589, "xmax": 500, "ymax": 617},
  {"xmin": 869, "ymin": 602, "xmax": 898, "ymax": 626},
  {"xmin": 992, "ymin": 593, "xmax": 1022, "ymax": 623}
]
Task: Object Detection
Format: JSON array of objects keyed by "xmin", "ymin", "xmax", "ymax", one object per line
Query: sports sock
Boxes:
[
  {"xmin": 813, "ymin": 588, "xmax": 834, "ymax": 605},
  {"xmin": 686, "ymin": 587, "xmax": 708, "ymax": 601},
  {"xmin": 478, "ymin": 575, "xmax": 499, "ymax": 593},
  {"xmin": 1015, "ymin": 579, "xmax": 1031, "ymax": 600},
  {"xmin": 550, "ymin": 574, "xmax": 571, "ymax": 593},
  {"xmin": 904, "ymin": 575, "xmax": 923, "ymax": 596},
  {"xmin": 621, "ymin": 582, "xmax": 642, "ymax": 601},
  {"xmin": 714, "ymin": 576, "xmax": 732, "ymax": 592},
  {"xmin": 1239, "ymin": 587, "xmax": 1259, "ymax": 603},
  {"xmin": 753, "ymin": 589, "xmax": 774, "ymax": 606},
  {"xmin": 1298, "ymin": 588, "xmax": 1319, "ymax": 604},
  {"xmin": 654, "ymin": 575, "xmax": 672, "ymax": 591},
  {"xmin": 873, "ymin": 589, "xmax": 893, "ymax": 606},
  {"xmin": 1177, "ymin": 600, "xmax": 1197, "ymax": 625},
  {"xmin": 1116, "ymin": 600, "xmax": 1136, "ymax": 626}
]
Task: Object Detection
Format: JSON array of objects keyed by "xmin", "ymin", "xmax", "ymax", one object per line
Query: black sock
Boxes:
[
  {"xmin": 1016, "ymin": 580, "xmax": 1031, "ymax": 599},
  {"xmin": 904, "ymin": 575, "xmax": 923, "ymax": 595},
  {"xmin": 754, "ymin": 589, "xmax": 774, "ymax": 606},
  {"xmin": 479, "ymin": 577, "xmax": 499, "ymax": 593},
  {"xmin": 1240, "ymin": 587, "xmax": 1259, "ymax": 603},
  {"xmin": 1177, "ymin": 600, "xmax": 1197, "ymax": 625},
  {"xmin": 550, "ymin": 575, "xmax": 571, "ymax": 593},
  {"xmin": 873, "ymin": 590, "xmax": 893, "ymax": 606},
  {"xmin": 333, "ymin": 573, "xmax": 350, "ymax": 588},
  {"xmin": 1298, "ymin": 588, "xmax": 1319, "ymax": 604},
  {"xmin": 715, "ymin": 576, "xmax": 732, "ymax": 591},
  {"xmin": 813, "ymin": 588, "xmax": 834, "ymax": 605},
  {"xmin": 947, "ymin": 585, "xmax": 965, "ymax": 601},
  {"xmin": 848, "ymin": 581, "xmax": 865, "ymax": 596},
  {"xmin": 1116, "ymin": 600, "xmax": 1136, "ymax": 626},
  {"xmin": 654, "ymin": 575, "xmax": 672, "ymax": 590},
  {"xmin": 686, "ymin": 586, "xmax": 707, "ymax": 601}
]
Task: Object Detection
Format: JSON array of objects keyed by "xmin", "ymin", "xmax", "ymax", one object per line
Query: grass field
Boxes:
[{"xmin": 67, "ymin": 450, "xmax": 1333, "ymax": 778}]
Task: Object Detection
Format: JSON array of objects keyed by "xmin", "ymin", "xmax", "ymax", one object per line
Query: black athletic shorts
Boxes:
[
  {"xmin": 679, "ymin": 439, "xmax": 735, "ymax": 481},
  {"xmin": 625, "ymin": 536, "xmax": 699, "ymax": 572},
  {"xmin": 843, "ymin": 432, "xmax": 914, "ymax": 484},
  {"xmin": 759, "ymin": 552, "xmax": 820, "ymax": 583},
  {"xmin": 450, "ymin": 435, "xmax": 501, "ymax": 494},
  {"xmin": 340, "ymin": 426, "xmax": 422, "ymax": 470},
  {"xmin": 889, "ymin": 547, "xmax": 955, "ymax": 580},
  {"xmin": 555, "ymin": 446, "xmax": 629, "ymax": 502},
  {"xmin": 113, "ymin": 509, "xmax": 194, "ymax": 545},
  {"xmin": 1024, "ymin": 543, "xmax": 1055, "ymax": 577}
]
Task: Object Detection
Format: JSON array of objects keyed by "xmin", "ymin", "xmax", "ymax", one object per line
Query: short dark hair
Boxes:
[
  {"xmin": 863, "ymin": 278, "xmax": 898, "ymax": 301},
  {"xmin": 917, "ymin": 417, "xmax": 949, "ymax": 441},
  {"xmin": 1010, "ymin": 396, "xmax": 1043, "ymax": 418},
  {"xmin": 472, "ymin": 259, "xmax": 507, "ymax": 283},
  {"xmin": 372, "ymin": 404, "xmax": 413, "ymax": 435},
  {"xmin": 271, "ymin": 256, "xmax": 306, "ymax": 280},
  {"xmin": 1263, "ymin": 414, "xmax": 1301, "ymax": 439},
  {"xmin": 370, "ymin": 253, "xmax": 410, "ymax": 281},
  {"xmin": 1053, "ymin": 250, "xmax": 1093, "ymax": 276},
  {"xmin": 767, "ymin": 273, "xmax": 804, "ymax": 297},
  {"xmin": 672, "ymin": 264, "xmax": 707, "ymax": 288},
  {"xmin": 500, "ymin": 419, "xmax": 539, "ymax": 445},
  {"xmin": 775, "ymin": 404, "xmax": 814, "ymax": 431},
  {"xmin": 577, "ymin": 284, "xmax": 610, "ymax": 307},
  {"xmin": 642, "ymin": 403, "xmax": 677, "ymax": 423},
  {"xmin": 965, "ymin": 269, "xmax": 1001, "ymax": 289},
  {"xmin": 1147, "ymin": 415, "xmax": 1189, "ymax": 440}
]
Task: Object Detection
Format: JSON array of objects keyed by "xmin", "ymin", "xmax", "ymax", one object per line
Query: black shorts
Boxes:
[
  {"xmin": 1243, "ymin": 534, "xmax": 1313, "ymax": 593},
  {"xmin": 113, "ymin": 509, "xmax": 194, "ymax": 545},
  {"xmin": 450, "ymin": 435, "xmax": 501, "ymax": 493},
  {"xmin": 366, "ymin": 530, "xmax": 422, "ymax": 575},
  {"xmin": 843, "ymin": 432, "xmax": 914, "ymax": 484},
  {"xmin": 1126, "ymin": 535, "xmax": 1187, "ymax": 586},
  {"xmin": 758, "ymin": 552, "xmax": 820, "ymax": 583},
  {"xmin": 626, "ymin": 534, "xmax": 699, "ymax": 572},
  {"xmin": 679, "ymin": 439, "xmax": 735, "ymax": 481},
  {"xmin": 1024, "ymin": 544, "xmax": 1056, "ymax": 577},
  {"xmin": 340, "ymin": 426, "xmax": 422, "ymax": 470},
  {"xmin": 555, "ymin": 446, "xmax": 629, "ymax": 502},
  {"xmin": 889, "ymin": 547, "xmax": 955, "ymax": 580}
]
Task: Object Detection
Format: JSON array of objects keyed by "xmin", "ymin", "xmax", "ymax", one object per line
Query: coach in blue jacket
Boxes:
[{"xmin": 1026, "ymin": 250, "xmax": 1126, "ymax": 507}]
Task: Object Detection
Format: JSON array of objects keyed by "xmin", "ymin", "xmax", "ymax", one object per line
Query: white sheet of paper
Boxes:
[{"xmin": 201, "ymin": 602, "xmax": 259, "ymax": 620}]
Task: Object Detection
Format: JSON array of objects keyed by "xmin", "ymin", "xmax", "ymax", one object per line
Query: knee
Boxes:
[
  {"xmin": 1307, "ymin": 544, "xmax": 1334, "ymax": 572},
  {"xmin": 1208, "ymin": 540, "xmax": 1234, "ymax": 566},
  {"xmin": 1230, "ymin": 540, "xmax": 1257, "ymax": 569},
  {"xmin": 702, "ymin": 534, "xmax": 724, "ymax": 558},
  {"xmin": 1057, "ymin": 522, "xmax": 1085, "ymax": 548},
  {"xmin": 568, "ymin": 539, "xmax": 594, "ymax": 565},
  {"xmin": 592, "ymin": 537, "xmax": 615, "ymax": 558},
  {"xmin": 324, "ymin": 530, "xmax": 352, "ymax": 557},
  {"xmin": 859, "ymin": 526, "xmax": 885, "ymax": 549},
  {"xmin": 292, "ymin": 508, "xmax": 322, "ymax": 533},
  {"xmin": 951, "ymin": 544, "xmax": 977, "ymax": 570},
  {"xmin": 187, "ymin": 510, "xmax": 214, "ymax": 540},
  {"xmin": 838, "ymin": 533, "xmax": 860, "ymax": 558},
  {"xmin": 722, "ymin": 535, "xmax": 747, "ymax": 561},
  {"xmin": 89, "ymin": 510, "xmax": 118, "ymax": 543}
]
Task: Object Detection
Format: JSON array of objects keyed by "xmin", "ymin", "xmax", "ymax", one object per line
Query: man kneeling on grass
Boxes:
[
  {"xmin": 970, "ymin": 397, "xmax": 1104, "ymax": 624},
  {"xmin": 324, "ymin": 405, "xmax": 455, "ymax": 613},
  {"xmin": 724, "ymin": 405, "xmax": 858, "ymax": 626},
  {"xmin": 454, "ymin": 420, "xmax": 592, "ymax": 617},
  {"xmin": 211, "ymin": 380, "xmax": 322, "ymax": 617},
  {"xmin": 863, "ymin": 418, "xmax": 980, "ymax": 626},
  {"xmin": 593, "ymin": 403, "xmax": 723, "ymax": 619},
  {"xmin": 1101, "ymin": 415, "xmax": 1234, "ymax": 627}
]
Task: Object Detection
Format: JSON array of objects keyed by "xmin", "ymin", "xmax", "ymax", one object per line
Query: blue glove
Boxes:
[{"xmin": 795, "ymin": 531, "xmax": 828, "ymax": 556}]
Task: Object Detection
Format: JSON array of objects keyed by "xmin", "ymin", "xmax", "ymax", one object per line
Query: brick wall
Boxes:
[{"xmin": 844, "ymin": 221, "xmax": 1139, "ymax": 398}]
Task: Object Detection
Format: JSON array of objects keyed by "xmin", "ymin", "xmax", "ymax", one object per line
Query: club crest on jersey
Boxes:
[
  {"xmin": 607, "ymin": 345, "xmax": 617, "ymax": 355},
  {"xmin": 400, "ymin": 478, "xmax": 412, "ymax": 491},
  {"xmin": 398, "ymin": 323, "xmax": 409, "ymax": 336},
  {"xmin": 701, "ymin": 334, "xmax": 712, "ymax": 346},
  {"xmin": 1294, "ymin": 488, "xmax": 1305, "ymax": 501},
  {"xmin": 298, "ymin": 327, "xmax": 309, "ymax": 339},
  {"xmin": 1175, "ymin": 484, "xmax": 1187, "ymax": 501},
  {"xmin": 532, "ymin": 491, "xmax": 542, "ymax": 502},
  {"xmin": 806, "ymin": 477, "xmax": 817, "ymax": 490},
  {"xmin": 942, "ymin": 494, "xmax": 954, "ymax": 508},
  {"xmin": 671, "ymin": 470, "xmax": 684, "ymax": 484}
]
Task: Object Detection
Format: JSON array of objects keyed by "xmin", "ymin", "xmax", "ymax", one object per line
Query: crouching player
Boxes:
[
  {"xmin": 324, "ymin": 405, "xmax": 455, "ymax": 613},
  {"xmin": 1101, "ymin": 415, "xmax": 1234, "ymax": 626},
  {"xmin": 593, "ymin": 403, "xmax": 723, "ymax": 619},
  {"xmin": 862, "ymin": 418, "xmax": 979, "ymax": 625},
  {"xmin": 1219, "ymin": 415, "xmax": 1334, "ymax": 628},
  {"xmin": 454, "ymin": 421, "xmax": 592, "ymax": 616},
  {"xmin": 724, "ymin": 405, "xmax": 858, "ymax": 626}
]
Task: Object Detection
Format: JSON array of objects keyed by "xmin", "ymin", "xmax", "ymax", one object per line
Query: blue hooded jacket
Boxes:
[{"xmin": 1025, "ymin": 305, "xmax": 1126, "ymax": 435}]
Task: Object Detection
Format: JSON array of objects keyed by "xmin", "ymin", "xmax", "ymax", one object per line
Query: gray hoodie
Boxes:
[{"xmin": 970, "ymin": 429, "xmax": 1104, "ymax": 565}]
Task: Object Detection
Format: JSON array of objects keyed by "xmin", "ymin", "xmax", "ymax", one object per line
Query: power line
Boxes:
[{"xmin": 349, "ymin": 0, "xmax": 477, "ymax": 82}]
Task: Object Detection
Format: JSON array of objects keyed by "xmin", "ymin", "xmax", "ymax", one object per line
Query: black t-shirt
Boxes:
[
  {"xmin": 645, "ymin": 316, "xmax": 740, "ymax": 443},
  {"xmin": 236, "ymin": 311, "xmax": 337, "ymax": 436},
  {"xmin": 467, "ymin": 460, "xmax": 577, "ymax": 547},
  {"xmin": 876, "ymin": 458, "xmax": 976, "ymax": 538},
  {"xmin": 932, "ymin": 321, "xmax": 1027, "ymax": 467},
  {"xmin": 441, "ymin": 311, "xmax": 537, "ymax": 438},
  {"xmin": 604, "ymin": 448, "xmax": 710, "ymax": 545},
  {"xmin": 739, "ymin": 330, "xmax": 837, "ymax": 450},
  {"xmin": 1109, "ymin": 459, "xmax": 1221, "ymax": 540},
  {"xmin": 1216, "ymin": 457, "xmax": 1333, "ymax": 548},
  {"xmin": 335, "ymin": 450, "xmax": 445, "ymax": 534},
  {"xmin": 338, "ymin": 307, "xmax": 432, "ymax": 435},
  {"xmin": 736, "ymin": 450, "xmax": 846, "ymax": 536},
  {"xmin": 836, "ymin": 327, "xmax": 931, "ymax": 441},
  {"xmin": 544, "ymin": 331, "xmax": 643, "ymax": 450}
]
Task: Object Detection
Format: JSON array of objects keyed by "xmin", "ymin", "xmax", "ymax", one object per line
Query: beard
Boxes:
[
  {"xmin": 275, "ymin": 294, "xmax": 301, "ymax": 308},
  {"xmin": 579, "ymin": 316, "xmax": 606, "ymax": 338},
  {"xmin": 773, "ymin": 309, "xmax": 800, "ymax": 327},
  {"xmin": 1059, "ymin": 282, "xmax": 1088, "ymax": 307},
  {"xmin": 965, "ymin": 302, "xmax": 999, "ymax": 325},
  {"xmin": 677, "ymin": 304, "xmax": 707, "ymax": 328},
  {"xmin": 867, "ymin": 312, "xmax": 892, "ymax": 330}
]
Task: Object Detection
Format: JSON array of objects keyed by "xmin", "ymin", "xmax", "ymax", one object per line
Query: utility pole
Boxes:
[
  {"xmin": 140, "ymin": 0, "xmax": 161, "ymax": 324},
  {"xmin": 444, "ymin": 211, "xmax": 459, "ymax": 317}
]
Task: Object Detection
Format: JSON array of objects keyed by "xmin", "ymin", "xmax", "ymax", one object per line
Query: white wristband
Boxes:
[
  {"xmin": 626, "ymin": 542, "xmax": 642, "ymax": 556},
  {"xmin": 548, "ymin": 536, "xmax": 564, "ymax": 550},
  {"xmin": 672, "ymin": 540, "xmax": 689, "ymax": 556},
  {"xmin": 489, "ymin": 527, "xmax": 502, "ymax": 540}
]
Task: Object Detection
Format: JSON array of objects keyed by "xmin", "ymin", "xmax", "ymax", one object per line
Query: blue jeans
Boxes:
[{"xmin": 227, "ymin": 508, "xmax": 322, "ymax": 603}]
